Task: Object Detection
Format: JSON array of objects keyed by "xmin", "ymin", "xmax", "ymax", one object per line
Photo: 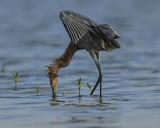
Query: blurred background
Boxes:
[
  {"xmin": 0, "ymin": 0, "xmax": 160, "ymax": 128},
  {"xmin": 0, "ymin": 0, "xmax": 160, "ymax": 73}
]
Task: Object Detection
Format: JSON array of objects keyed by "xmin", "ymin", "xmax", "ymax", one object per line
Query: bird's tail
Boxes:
[
  {"xmin": 105, "ymin": 39, "xmax": 120, "ymax": 52},
  {"xmin": 111, "ymin": 39, "xmax": 120, "ymax": 48}
]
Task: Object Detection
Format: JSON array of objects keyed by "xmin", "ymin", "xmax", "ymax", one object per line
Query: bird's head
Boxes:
[{"xmin": 46, "ymin": 65, "xmax": 59, "ymax": 97}]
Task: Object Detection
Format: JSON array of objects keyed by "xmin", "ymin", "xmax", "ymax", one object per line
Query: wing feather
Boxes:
[
  {"xmin": 61, "ymin": 17, "xmax": 88, "ymax": 44},
  {"xmin": 72, "ymin": 20, "xmax": 87, "ymax": 35},
  {"xmin": 67, "ymin": 23, "xmax": 76, "ymax": 43},
  {"xmin": 65, "ymin": 23, "xmax": 73, "ymax": 41},
  {"xmin": 72, "ymin": 20, "xmax": 85, "ymax": 38},
  {"xmin": 100, "ymin": 24, "xmax": 120, "ymax": 40},
  {"xmin": 67, "ymin": 19, "xmax": 87, "ymax": 44},
  {"xmin": 71, "ymin": 21, "xmax": 82, "ymax": 39},
  {"xmin": 71, "ymin": 21, "xmax": 80, "ymax": 42},
  {"xmin": 88, "ymin": 20, "xmax": 111, "ymax": 45}
]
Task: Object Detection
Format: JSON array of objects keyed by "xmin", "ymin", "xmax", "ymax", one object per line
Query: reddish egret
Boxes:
[{"xmin": 47, "ymin": 11, "xmax": 120, "ymax": 98}]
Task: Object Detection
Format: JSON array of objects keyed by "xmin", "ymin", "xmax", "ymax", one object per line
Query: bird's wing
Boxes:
[
  {"xmin": 74, "ymin": 13, "xmax": 111, "ymax": 44},
  {"xmin": 100, "ymin": 24, "xmax": 120, "ymax": 40},
  {"xmin": 61, "ymin": 18, "xmax": 88, "ymax": 44},
  {"xmin": 60, "ymin": 11, "xmax": 111, "ymax": 45}
]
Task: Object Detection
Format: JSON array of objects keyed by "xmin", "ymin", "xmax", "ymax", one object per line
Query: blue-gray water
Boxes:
[{"xmin": 0, "ymin": 0, "xmax": 160, "ymax": 128}]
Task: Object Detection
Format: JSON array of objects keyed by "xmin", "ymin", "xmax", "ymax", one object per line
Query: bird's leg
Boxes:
[
  {"xmin": 90, "ymin": 52, "xmax": 101, "ymax": 95},
  {"xmin": 95, "ymin": 52, "xmax": 102, "ymax": 98},
  {"xmin": 90, "ymin": 76, "xmax": 100, "ymax": 95},
  {"xmin": 89, "ymin": 52, "xmax": 102, "ymax": 98}
]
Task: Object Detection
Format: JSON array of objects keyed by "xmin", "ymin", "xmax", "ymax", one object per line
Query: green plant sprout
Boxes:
[
  {"xmin": 12, "ymin": 72, "xmax": 20, "ymax": 90},
  {"xmin": 87, "ymin": 83, "xmax": 92, "ymax": 90},
  {"xmin": 1, "ymin": 64, "xmax": 6, "ymax": 72},
  {"xmin": 74, "ymin": 78, "xmax": 84, "ymax": 97},
  {"xmin": 36, "ymin": 88, "xmax": 39, "ymax": 95},
  {"xmin": 62, "ymin": 92, "xmax": 65, "ymax": 96}
]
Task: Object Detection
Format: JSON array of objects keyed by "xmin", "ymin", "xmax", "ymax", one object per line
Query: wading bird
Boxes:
[{"xmin": 47, "ymin": 11, "xmax": 120, "ymax": 98}]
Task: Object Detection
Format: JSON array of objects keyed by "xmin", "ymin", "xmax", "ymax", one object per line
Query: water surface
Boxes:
[{"xmin": 0, "ymin": 0, "xmax": 160, "ymax": 128}]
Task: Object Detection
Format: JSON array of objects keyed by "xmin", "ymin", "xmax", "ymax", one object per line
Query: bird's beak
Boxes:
[{"xmin": 49, "ymin": 76, "xmax": 58, "ymax": 97}]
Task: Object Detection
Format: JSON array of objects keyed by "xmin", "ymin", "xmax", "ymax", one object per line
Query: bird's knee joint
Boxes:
[{"xmin": 99, "ymin": 73, "xmax": 102, "ymax": 79}]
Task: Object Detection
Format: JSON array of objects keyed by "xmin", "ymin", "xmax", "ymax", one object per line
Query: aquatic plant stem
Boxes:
[
  {"xmin": 15, "ymin": 83, "xmax": 17, "ymax": 90},
  {"xmin": 79, "ymin": 88, "xmax": 81, "ymax": 97}
]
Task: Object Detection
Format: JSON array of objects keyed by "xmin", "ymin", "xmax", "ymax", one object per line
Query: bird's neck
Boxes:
[
  {"xmin": 47, "ymin": 42, "xmax": 83, "ymax": 97},
  {"xmin": 54, "ymin": 43, "xmax": 82, "ymax": 71}
]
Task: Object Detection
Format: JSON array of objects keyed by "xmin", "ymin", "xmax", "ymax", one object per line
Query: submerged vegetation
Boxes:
[{"xmin": 12, "ymin": 72, "xmax": 20, "ymax": 90}]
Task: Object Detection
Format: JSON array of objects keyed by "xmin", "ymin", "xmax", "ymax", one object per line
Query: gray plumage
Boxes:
[
  {"xmin": 60, "ymin": 10, "xmax": 120, "ymax": 98},
  {"xmin": 60, "ymin": 11, "xmax": 120, "ymax": 50}
]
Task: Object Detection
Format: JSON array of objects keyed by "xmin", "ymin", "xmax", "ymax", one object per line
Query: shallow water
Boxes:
[{"xmin": 0, "ymin": 0, "xmax": 160, "ymax": 128}]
